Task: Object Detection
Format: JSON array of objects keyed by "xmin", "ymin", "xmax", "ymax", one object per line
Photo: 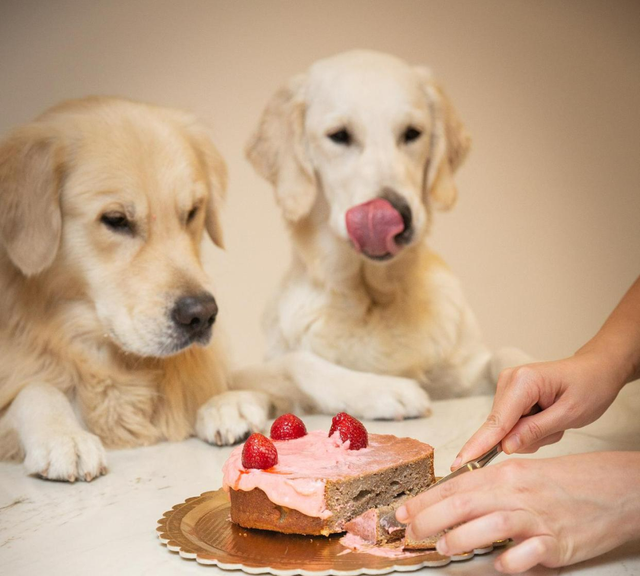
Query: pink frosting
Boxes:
[{"xmin": 222, "ymin": 430, "xmax": 433, "ymax": 520}]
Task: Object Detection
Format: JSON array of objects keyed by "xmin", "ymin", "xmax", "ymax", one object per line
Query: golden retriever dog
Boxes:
[
  {"xmin": 0, "ymin": 97, "xmax": 269, "ymax": 482},
  {"xmin": 237, "ymin": 50, "xmax": 530, "ymax": 419}
]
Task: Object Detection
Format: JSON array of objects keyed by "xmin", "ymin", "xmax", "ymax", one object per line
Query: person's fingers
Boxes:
[
  {"xmin": 501, "ymin": 403, "xmax": 569, "ymax": 454},
  {"xmin": 495, "ymin": 535, "xmax": 561, "ymax": 574},
  {"xmin": 397, "ymin": 467, "xmax": 497, "ymax": 523},
  {"xmin": 435, "ymin": 510, "xmax": 537, "ymax": 556},
  {"xmin": 516, "ymin": 431, "xmax": 564, "ymax": 454},
  {"xmin": 404, "ymin": 482, "xmax": 513, "ymax": 541},
  {"xmin": 451, "ymin": 368, "xmax": 542, "ymax": 469}
]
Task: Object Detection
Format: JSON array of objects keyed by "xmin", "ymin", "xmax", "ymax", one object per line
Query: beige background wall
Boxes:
[{"xmin": 1, "ymin": 0, "xmax": 639, "ymax": 366}]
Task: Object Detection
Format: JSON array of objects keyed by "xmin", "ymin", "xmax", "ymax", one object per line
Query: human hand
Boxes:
[
  {"xmin": 452, "ymin": 351, "xmax": 625, "ymax": 469},
  {"xmin": 396, "ymin": 452, "xmax": 640, "ymax": 573}
]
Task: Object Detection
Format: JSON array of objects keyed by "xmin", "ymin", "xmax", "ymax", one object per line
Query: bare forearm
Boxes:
[{"xmin": 577, "ymin": 275, "xmax": 640, "ymax": 387}]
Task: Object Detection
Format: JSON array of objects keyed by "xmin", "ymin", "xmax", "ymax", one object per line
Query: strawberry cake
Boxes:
[{"xmin": 222, "ymin": 413, "xmax": 434, "ymax": 536}]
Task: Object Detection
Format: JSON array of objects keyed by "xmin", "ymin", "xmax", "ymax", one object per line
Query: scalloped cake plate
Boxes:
[{"xmin": 157, "ymin": 489, "xmax": 508, "ymax": 574}]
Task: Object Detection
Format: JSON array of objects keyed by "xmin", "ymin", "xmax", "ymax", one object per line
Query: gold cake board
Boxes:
[{"xmin": 157, "ymin": 489, "xmax": 509, "ymax": 574}]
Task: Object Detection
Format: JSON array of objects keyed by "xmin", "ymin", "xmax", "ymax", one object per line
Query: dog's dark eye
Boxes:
[
  {"xmin": 187, "ymin": 206, "xmax": 199, "ymax": 223},
  {"xmin": 403, "ymin": 126, "xmax": 422, "ymax": 144},
  {"xmin": 101, "ymin": 212, "xmax": 133, "ymax": 234},
  {"xmin": 328, "ymin": 128, "xmax": 352, "ymax": 146}
]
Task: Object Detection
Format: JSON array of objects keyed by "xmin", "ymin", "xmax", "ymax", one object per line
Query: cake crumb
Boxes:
[{"xmin": 340, "ymin": 533, "xmax": 423, "ymax": 559}]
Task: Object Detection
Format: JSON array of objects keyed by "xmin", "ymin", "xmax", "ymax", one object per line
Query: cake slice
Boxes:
[
  {"xmin": 344, "ymin": 501, "xmax": 408, "ymax": 544},
  {"xmin": 343, "ymin": 499, "xmax": 444, "ymax": 549},
  {"xmin": 403, "ymin": 532, "xmax": 442, "ymax": 550},
  {"xmin": 222, "ymin": 423, "xmax": 434, "ymax": 536}
]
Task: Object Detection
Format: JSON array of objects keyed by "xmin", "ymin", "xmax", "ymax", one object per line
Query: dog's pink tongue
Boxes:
[{"xmin": 345, "ymin": 199, "xmax": 404, "ymax": 257}]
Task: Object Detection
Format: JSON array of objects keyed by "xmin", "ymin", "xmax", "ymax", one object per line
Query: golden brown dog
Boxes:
[{"xmin": 0, "ymin": 97, "xmax": 269, "ymax": 482}]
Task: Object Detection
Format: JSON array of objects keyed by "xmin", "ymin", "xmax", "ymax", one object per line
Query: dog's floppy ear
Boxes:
[
  {"xmin": 246, "ymin": 74, "xmax": 316, "ymax": 222},
  {"xmin": 416, "ymin": 67, "xmax": 471, "ymax": 211},
  {"xmin": 0, "ymin": 123, "xmax": 64, "ymax": 276},
  {"xmin": 183, "ymin": 122, "xmax": 228, "ymax": 249}
]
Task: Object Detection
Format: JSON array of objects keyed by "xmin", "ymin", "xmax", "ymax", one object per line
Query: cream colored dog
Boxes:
[
  {"xmin": 0, "ymin": 97, "xmax": 269, "ymax": 482},
  {"xmin": 238, "ymin": 50, "xmax": 529, "ymax": 418}
]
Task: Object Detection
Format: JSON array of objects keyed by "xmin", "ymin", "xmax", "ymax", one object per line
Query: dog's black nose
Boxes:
[
  {"xmin": 171, "ymin": 293, "xmax": 218, "ymax": 339},
  {"xmin": 381, "ymin": 188, "xmax": 413, "ymax": 246}
]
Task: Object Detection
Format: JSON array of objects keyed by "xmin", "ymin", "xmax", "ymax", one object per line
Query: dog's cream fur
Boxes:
[
  {"xmin": 0, "ymin": 97, "xmax": 269, "ymax": 482},
  {"xmin": 238, "ymin": 51, "xmax": 529, "ymax": 418}
]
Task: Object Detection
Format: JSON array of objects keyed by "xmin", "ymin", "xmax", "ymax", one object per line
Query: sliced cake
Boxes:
[
  {"xmin": 222, "ymin": 413, "xmax": 435, "ymax": 536},
  {"xmin": 403, "ymin": 532, "xmax": 442, "ymax": 550},
  {"xmin": 343, "ymin": 501, "xmax": 408, "ymax": 545},
  {"xmin": 343, "ymin": 499, "xmax": 443, "ymax": 549}
]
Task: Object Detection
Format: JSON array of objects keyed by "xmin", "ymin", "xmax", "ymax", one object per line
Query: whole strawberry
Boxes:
[
  {"xmin": 270, "ymin": 413, "xmax": 307, "ymax": 441},
  {"xmin": 241, "ymin": 433, "xmax": 278, "ymax": 469},
  {"xmin": 329, "ymin": 412, "xmax": 368, "ymax": 450}
]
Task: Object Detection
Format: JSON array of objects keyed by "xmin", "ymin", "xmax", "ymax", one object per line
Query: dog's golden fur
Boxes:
[{"xmin": 0, "ymin": 97, "xmax": 268, "ymax": 480}]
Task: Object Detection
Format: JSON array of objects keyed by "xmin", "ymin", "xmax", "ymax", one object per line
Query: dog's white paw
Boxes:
[
  {"xmin": 340, "ymin": 376, "xmax": 432, "ymax": 421},
  {"xmin": 23, "ymin": 427, "xmax": 107, "ymax": 482},
  {"xmin": 196, "ymin": 391, "xmax": 270, "ymax": 446}
]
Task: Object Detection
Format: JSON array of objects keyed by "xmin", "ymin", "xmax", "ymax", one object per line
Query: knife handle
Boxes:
[{"xmin": 474, "ymin": 444, "xmax": 502, "ymax": 468}]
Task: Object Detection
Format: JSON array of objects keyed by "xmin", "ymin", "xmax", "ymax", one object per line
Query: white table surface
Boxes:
[{"xmin": 1, "ymin": 385, "xmax": 639, "ymax": 576}]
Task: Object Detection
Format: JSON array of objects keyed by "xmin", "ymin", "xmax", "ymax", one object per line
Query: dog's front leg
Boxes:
[
  {"xmin": 8, "ymin": 383, "xmax": 107, "ymax": 482},
  {"xmin": 234, "ymin": 351, "xmax": 432, "ymax": 420},
  {"xmin": 196, "ymin": 390, "xmax": 271, "ymax": 446}
]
